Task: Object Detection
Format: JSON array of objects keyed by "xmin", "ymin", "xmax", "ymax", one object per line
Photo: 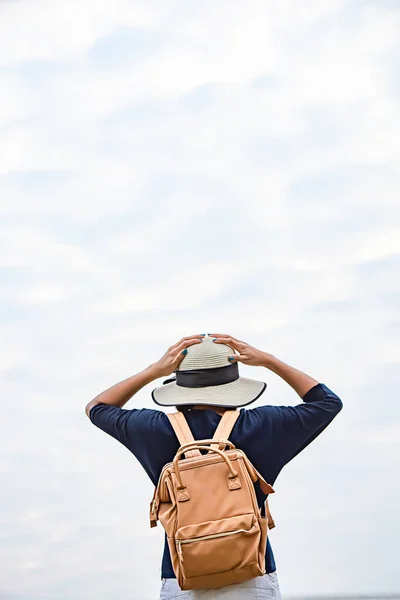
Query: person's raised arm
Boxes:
[
  {"xmin": 85, "ymin": 335, "xmax": 203, "ymax": 417},
  {"xmin": 212, "ymin": 333, "xmax": 342, "ymax": 472},
  {"xmin": 211, "ymin": 333, "xmax": 318, "ymax": 398},
  {"xmin": 257, "ymin": 355, "xmax": 319, "ymax": 399}
]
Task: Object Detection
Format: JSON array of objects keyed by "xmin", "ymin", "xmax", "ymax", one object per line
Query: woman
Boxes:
[{"xmin": 86, "ymin": 333, "xmax": 343, "ymax": 599}]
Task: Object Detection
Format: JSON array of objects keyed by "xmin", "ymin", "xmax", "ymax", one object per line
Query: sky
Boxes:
[{"xmin": 0, "ymin": 0, "xmax": 399, "ymax": 598}]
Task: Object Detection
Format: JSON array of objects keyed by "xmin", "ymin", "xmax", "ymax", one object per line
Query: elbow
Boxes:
[
  {"xmin": 85, "ymin": 400, "xmax": 97, "ymax": 418},
  {"xmin": 333, "ymin": 395, "xmax": 343, "ymax": 415},
  {"xmin": 323, "ymin": 384, "xmax": 343, "ymax": 415}
]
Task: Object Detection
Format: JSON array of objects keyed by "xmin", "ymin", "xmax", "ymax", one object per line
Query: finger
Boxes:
[
  {"xmin": 212, "ymin": 337, "xmax": 242, "ymax": 351},
  {"xmin": 174, "ymin": 338, "xmax": 202, "ymax": 355},
  {"xmin": 180, "ymin": 334, "xmax": 206, "ymax": 343},
  {"xmin": 227, "ymin": 353, "xmax": 243, "ymax": 363},
  {"xmin": 209, "ymin": 333, "xmax": 244, "ymax": 345},
  {"xmin": 172, "ymin": 352, "xmax": 187, "ymax": 370},
  {"xmin": 170, "ymin": 335, "xmax": 204, "ymax": 351},
  {"xmin": 171, "ymin": 341, "xmax": 202, "ymax": 367}
]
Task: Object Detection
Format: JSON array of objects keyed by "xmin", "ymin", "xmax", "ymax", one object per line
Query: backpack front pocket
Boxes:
[{"xmin": 175, "ymin": 513, "xmax": 260, "ymax": 578}]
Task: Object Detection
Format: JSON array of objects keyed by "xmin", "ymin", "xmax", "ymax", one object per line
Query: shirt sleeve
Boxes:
[
  {"xmin": 88, "ymin": 403, "xmax": 176, "ymax": 485},
  {"xmin": 252, "ymin": 383, "xmax": 343, "ymax": 475},
  {"xmin": 89, "ymin": 403, "xmax": 142, "ymax": 446}
]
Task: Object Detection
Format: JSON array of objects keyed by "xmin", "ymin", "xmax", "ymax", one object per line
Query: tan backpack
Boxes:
[{"xmin": 150, "ymin": 409, "xmax": 275, "ymax": 591}]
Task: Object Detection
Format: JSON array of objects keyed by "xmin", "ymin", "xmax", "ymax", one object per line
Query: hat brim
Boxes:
[{"xmin": 151, "ymin": 377, "xmax": 267, "ymax": 408}]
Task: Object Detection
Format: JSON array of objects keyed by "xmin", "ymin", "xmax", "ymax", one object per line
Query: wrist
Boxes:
[
  {"xmin": 145, "ymin": 364, "xmax": 165, "ymax": 381},
  {"xmin": 260, "ymin": 353, "xmax": 279, "ymax": 370}
]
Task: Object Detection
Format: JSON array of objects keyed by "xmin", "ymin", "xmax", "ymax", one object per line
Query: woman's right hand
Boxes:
[
  {"xmin": 210, "ymin": 333, "xmax": 273, "ymax": 367},
  {"xmin": 151, "ymin": 335, "xmax": 203, "ymax": 377}
]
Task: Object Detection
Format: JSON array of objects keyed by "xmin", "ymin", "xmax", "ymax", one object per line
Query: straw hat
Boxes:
[{"xmin": 151, "ymin": 335, "xmax": 267, "ymax": 408}]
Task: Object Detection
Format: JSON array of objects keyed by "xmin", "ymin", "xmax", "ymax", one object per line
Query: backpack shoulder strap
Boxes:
[
  {"xmin": 167, "ymin": 412, "xmax": 201, "ymax": 458},
  {"xmin": 265, "ymin": 500, "xmax": 275, "ymax": 529},
  {"xmin": 212, "ymin": 410, "xmax": 240, "ymax": 444},
  {"xmin": 211, "ymin": 410, "xmax": 276, "ymax": 529}
]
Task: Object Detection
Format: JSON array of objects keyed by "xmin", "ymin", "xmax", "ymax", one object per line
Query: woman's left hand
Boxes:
[{"xmin": 151, "ymin": 335, "xmax": 203, "ymax": 377}]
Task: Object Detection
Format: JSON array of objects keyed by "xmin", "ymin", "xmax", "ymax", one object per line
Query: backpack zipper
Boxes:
[{"xmin": 176, "ymin": 527, "xmax": 252, "ymax": 562}]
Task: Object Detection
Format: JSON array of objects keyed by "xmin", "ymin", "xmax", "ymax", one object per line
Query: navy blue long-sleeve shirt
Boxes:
[{"xmin": 89, "ymin": 383, "xmax": 342, "ymax": 578}]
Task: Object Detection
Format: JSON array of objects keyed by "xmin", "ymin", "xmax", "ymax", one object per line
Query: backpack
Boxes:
[{"xmin": 150, "ymin": 409, "xmax": 275, "ymax": 591}]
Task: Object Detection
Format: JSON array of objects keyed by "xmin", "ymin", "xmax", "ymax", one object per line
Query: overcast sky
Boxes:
[{"xmin": 1, "ymin": 1, "xmax": 399, "ymax": 599}]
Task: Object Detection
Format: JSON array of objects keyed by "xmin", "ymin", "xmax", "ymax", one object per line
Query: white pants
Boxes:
[{"xmin": 160, "ymin": 572, "xmax": 282, "ymax": 600}]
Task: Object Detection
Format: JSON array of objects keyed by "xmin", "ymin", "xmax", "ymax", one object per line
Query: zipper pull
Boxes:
[{"xmin": 177, "ymin": 541, "xmax": 183, "ymax": 562}]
